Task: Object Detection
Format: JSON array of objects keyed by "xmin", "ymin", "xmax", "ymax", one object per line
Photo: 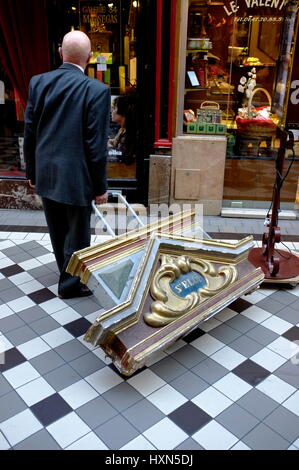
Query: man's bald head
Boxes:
[{"xmin": 59, "ymin": 31, "xmax": 92, "ymax": 69}]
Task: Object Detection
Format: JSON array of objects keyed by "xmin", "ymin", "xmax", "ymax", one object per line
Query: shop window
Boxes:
[
  {"xmin": 183, "ymin": 0, "xmax": 288, "ymax": 158},
  {"xmin": 0, "ymin": 66, "xmax": 25, "ymax": 178},
  {"xmin": 78, "ymin": 0, "xmax": 140, "ymax": 179}
]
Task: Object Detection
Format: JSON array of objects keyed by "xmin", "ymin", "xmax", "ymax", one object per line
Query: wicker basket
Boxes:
[{"xmin": 236, "ymin": 88, "xmax": 276, "ymax": 137}]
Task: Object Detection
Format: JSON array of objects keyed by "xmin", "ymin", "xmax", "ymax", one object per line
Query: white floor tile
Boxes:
[
  {"xmin": 258, "ymin": 287, "xmax": 278, "ymax": 297},
  {"xmin": 213, "ymin": 373, "xmax": 252, "ymax": 401},
  {"xmin": 267, "ymin": 337, "xmax": 299, "ymax": 360},
  {"xmin": 51, "ymin": 307, "xmax": 81, "ymax": 325},
  {"xmin": 200, "ymin": 317, "xmax": 222, "ymax": 332},
  {"xmin": 41, "ymin": 234, "xmax": 51, "ymax": 241},
  {"xmin": 0, "ymin": 304, "xmax": 14, "ymax": 320},
  {"xmin": 256, "ymin": 375, "xmax": 296, "ymax": 404},
  {"xmin": 77, "ymin": 335, "xmax": 97, "ymax": 351},
  {"xmin": 0, "ymin": 273, "xmax": 4, "ymax": 280},
  {"xmin": 39, "ymin": 298, "xmax": 67, "ymax": 315},
  {"xmin": 7, "ymin": 232, "xmax": 27, "ymax": 240},
  {"xmin": 16, "ymin": 376, "xmax": 55, "ymax": 406},
  {"xmin": 0, "ymin": 431, "xmax": 10, "ymax": 450},
  {"xmin": 121, "ymin": 435, "xmax": 156, "ymax": 450},
  {"xmin": 47, "ymin": 284, "xmax": 58, "ymax": 295},
  {"xmin": 147, "ymin": 384, "xmax": 187, "ymax": 415},
  {"xmin": 41, "ymin": 327, "xmax": 73, "ymax": 348},
  {"xmin": 282, "ymin": 391, "xmax": 299, "ymax": 416},
  {"xmin": 0, "ymin": 257, "xmax": 14, "ymax": 269},
  {"xmin": 240, "ymin": 306, "xmax": 272, "ymax": 323},
  {"xmin": 0, "ymin": 409, "xmax": 43, "ymax": 447},
  {"xmin": 128, "ymin": 369, "xmax": 166, "ymax": 397},
  {"xmin": 36, "ymin": 253, "xmax": 56, "ymax": 264},
  {"xmin": 215, "ymin": 307, "xmax": 238, "ymax": 323},
  {"xmin": 9, "ymin": 272, "xmax": 34, "ymax": 286},
  {"xmin": 25, "ymin": 233, "xmax": 46, "ymax": 241},
  {"xmin": 3, "ymin": 362, "xmax": 40, "ymax": 388},
  {"xmin": 7, "ymin": 296, "xmax": 36, "ymax": 313},
  {"xmin": 292, "ymin": 437, "xmax": 299, "ymax": 448},
  {"xmin": 17, "ymin": 337, "xmax": 51, "ymax": 360},
  {"xmin": 261, "ymin": 316, "xmax": 293, "ymax": 335},
  {"xmin": 85, "ymin": 311, "xmax": 101, "ymax": 323},
  {"xmin": 18, "ymin": 259, "xmax": 42, "ymax": 271},
  {"xmin": 251, "ymin": 348, "xmax": 287, "ymax": 372},
  {"xmin": 46, "ymin": 412, "xmax": 90, "ymax": 449},
  {"xmin": 85, "ymin": 367, "xmax": 123, "ymax": 394},
  {"xmin": 211, "ymin": 346, "xmax": 246, "ymax": 371},
  {"xmin": 91, "ymin": 348, "xmax": 112, "ymax": 364},
  {"xmin": 143, "ymin": 418, "xmax": 188, "ymax": 450},
  {"xmin": 66, "ymin": 432, "xmax": 108, "ymax": 450},
  {"xmin": 191, "ymin": 334, "xmax": 225, "ymax": 356},
  {"xmin": 286, "ymin": 286, "xmax": 299, "ymax": 297},
  {"xmin": 59, "ymin": 379, "xmax": 98, "ymax": 409},
  {"xmin": 231, "ymin": 441, "xmax": 251, "ymax": 450},
  {"xmin": 0, "ymin": 240, "xmax": 13, "ymax": 250},
  {"xmin": 18, "ymin": 279, "xmax": 45, "ymax": 295},
  {"xmin": 192, "ymin": 420, "xmax": 238, "ymax": 450},
  {"xmin": 241, "ymin": 290, "xmax": 267, "ymax": 304},
  {"xmin": 192, "ymin": 386, "xmax": 233, "ymax": 418},
  {"xmin": 0, "ymin": 335, "xmax": 13, "ymax": 352}
]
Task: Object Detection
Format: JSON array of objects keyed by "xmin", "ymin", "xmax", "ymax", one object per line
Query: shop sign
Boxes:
[
  {"xmin": 223, "ymin": 0, "xmax": 287, "ymax": 21},
  {"xmin": 80, "ymin": 2, "xmax": 119, "ymax": 31}
]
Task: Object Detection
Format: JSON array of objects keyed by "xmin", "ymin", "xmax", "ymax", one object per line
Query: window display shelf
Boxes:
[
  {"xmin": 186, "ymin": 49, "xmax": 209, "ymax": 54},
  {"xmin": 184, "ymin": 87, "xmax": 209, "ymax": 92}
]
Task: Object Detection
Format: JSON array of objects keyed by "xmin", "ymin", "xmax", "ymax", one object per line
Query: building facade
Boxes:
[{"xmin": 0, "ymin": 0, "xmax": 298, "ymax": 212}]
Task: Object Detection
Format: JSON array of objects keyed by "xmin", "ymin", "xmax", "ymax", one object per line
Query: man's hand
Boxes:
[
  {"xmin": 95, "ymin": 192, "xmax": 108, "ymax": 205},
  {"xmin": 28, "ymin": 180, "xmax": 35, "ymax": 189}
]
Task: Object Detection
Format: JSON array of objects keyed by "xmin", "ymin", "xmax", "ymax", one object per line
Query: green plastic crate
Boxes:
[{"xmin": 187, "ymin": 122, "xmax": 197, "ymax": 133}]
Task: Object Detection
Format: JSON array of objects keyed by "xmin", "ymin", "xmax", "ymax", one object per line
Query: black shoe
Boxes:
[{"xmin": 58, "ymin": 285, "xmax": 93, "ymax": 299}]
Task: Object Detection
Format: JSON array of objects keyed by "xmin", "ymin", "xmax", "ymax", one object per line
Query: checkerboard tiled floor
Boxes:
[{"xmin": 1, "ymin": 230, "xmax": 299, "ymax": 450}]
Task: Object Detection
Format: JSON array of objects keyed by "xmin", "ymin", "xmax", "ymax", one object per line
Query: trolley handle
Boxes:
[
  {"xmin": 91, "ymin": 200, "xmax": 116, "ymax": 238},
  {"xmin": 109, "ymin": 191, "xmax": 145, "ymax": 228},
  {"xmin": 92, "ymin": 191, "xmax": 145, "ymax": 238}
]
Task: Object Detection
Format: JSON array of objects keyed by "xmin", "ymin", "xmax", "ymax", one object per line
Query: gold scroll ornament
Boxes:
[{"xmin": 145, "ymin": 255, "xmax": 237, "ymax": 327}]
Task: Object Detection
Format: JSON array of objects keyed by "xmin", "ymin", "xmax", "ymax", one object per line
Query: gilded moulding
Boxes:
[
  {"xmin": 145, "ymin": 255, "xmax": 238, "ymax": 327},
  {"xmin": 67, "ymin": 209, "xmax": 197, "ymax": 278}
]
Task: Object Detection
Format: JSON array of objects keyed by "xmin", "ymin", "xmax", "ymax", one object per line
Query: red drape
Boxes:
[{"xmin": 0, "ymin": 0, "xmax": 51, "ymax": 109}]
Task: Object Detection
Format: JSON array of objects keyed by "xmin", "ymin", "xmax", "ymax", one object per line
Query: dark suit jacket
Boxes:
[{"xmin": 24, "ymin": 63, "xmax": 110, "ymax": 206}]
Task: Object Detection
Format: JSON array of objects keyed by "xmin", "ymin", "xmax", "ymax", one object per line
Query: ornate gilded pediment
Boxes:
[{"xmin": 67, "ymin": 213, "xmax": 264, "ymax": 376}]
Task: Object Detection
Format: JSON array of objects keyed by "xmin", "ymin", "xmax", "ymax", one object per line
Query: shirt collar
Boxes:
[{"xmin": 63, "ymin": 62, "xmax": 84, "ymax": 73}]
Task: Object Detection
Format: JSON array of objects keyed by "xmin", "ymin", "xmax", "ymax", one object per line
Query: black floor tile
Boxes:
[
  {"xmin": 30, "ymin": 393, "xmax": 72, "ymax": 426},
  {"xmin": 0, "ymin": 264, "xmax": 24, "ymax": 277},
  {"xmin": 232, "ymin": 359, "xmax": 271, "ymax": 386},
  {"xmin": 63, "ymin": 318, "xmax": 93, "ymax": 338},
  {"xmin": 282, "ymin": 326, "xmax": 299, "ymax": 342},
  {"xmin": 228, "ymin": 298, "xmax": 252, "ymax": 313},
  {"xmin": 0, "ymin": 347, "xmax": 27, "ymax": 372},
  {"xmin": 182, "ymin": 328, "xmax": 206, "ymax": 343},
  {"xmin": 168, "ymin": 401, "xmax": 212, "ymax": 434},
  {"xmin": 28, "ymin": 288, "xmax": 57, "ymax": 304}
]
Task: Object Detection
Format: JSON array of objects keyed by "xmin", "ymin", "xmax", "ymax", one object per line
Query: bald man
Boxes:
[{"xmin": 24, "ymin": 31, "xmax": 110, "ymax": 299}]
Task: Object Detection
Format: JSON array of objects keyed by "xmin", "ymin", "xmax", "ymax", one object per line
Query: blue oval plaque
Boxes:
[{"xmin": 170, "ymin": 271, "xmax": 207, "ymax": 298}]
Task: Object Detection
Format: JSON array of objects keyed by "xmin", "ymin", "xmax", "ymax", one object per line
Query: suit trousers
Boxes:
[{"xmin": 42, "ymin": 197, "xmax": 92, "ymax": 296}]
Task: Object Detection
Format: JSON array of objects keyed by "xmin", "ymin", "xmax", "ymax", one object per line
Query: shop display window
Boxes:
[
  {"xmin": 0, "ymin": 66, "xmax": 25, "ymax": 177},
  {"xmin": 183, "ymin": 0, "xmax": 294, "ymax": 158}
]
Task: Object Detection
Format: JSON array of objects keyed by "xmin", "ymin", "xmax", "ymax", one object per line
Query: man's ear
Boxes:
[{"xmin": 58, "ymin": 47, "xmax": 63, "ymax": 60}]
